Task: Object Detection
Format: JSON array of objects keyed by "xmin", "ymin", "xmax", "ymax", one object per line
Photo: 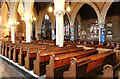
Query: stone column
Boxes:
[
  {"xmin": 54, "ymin": 0, "xmax": 65, "ymax": 47},
  {"xmin": 26, "ymin": 20, "xmax": 32, "ymax": 42},
  {"xmin": 24, "ymin": 0, "xmax": 34, "ymax": 42},
  {"xmin": 54, "ymin": 10, "xmax": 65, "ymax": 47},
  {"xmin": 11, "ymin": 25, "xmax": 15, "ymax": 43}
]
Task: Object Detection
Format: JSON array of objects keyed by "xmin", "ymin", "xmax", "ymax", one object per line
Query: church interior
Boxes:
[{"xmin": 0, "ymin": 0, "xmax": 120, "ymax": 79}]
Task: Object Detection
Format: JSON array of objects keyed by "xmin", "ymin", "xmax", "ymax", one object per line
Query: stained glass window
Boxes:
[
  {"xmin": 90, "ymin": 24, "xmax": 99, "ymax": 37},
  {"xmin": 78, "ymin": 25, "xmax": 80, "ymax": 36},
  {"xmin": 64, "ymin": 21, "xmax": 69, "ymax": 36}
]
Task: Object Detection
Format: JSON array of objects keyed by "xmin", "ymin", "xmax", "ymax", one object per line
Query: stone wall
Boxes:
[{"xmin": 105, "ymin": 15, "xmax": 120, "ymax": 39}]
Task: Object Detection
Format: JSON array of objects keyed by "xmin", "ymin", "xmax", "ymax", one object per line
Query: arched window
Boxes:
[
  {"xmin": 41, "ymin": 14, "xmax": 52, "ymax": 40},
  {"xmin": 89, "ymin": 23, "xmax": 99, "ymax": 37},
  {"xmin": 64, "ymin": 14, "xmax": 70, "ymax": 40}
]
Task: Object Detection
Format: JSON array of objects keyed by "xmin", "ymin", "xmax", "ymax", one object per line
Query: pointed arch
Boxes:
[
  {"xmin": 70, "ymin": 2, "xmax": 100, "ymax": 26},
  {"xmin": 101, "ymin": 2, "xmax": 113, "ymax": 22}
]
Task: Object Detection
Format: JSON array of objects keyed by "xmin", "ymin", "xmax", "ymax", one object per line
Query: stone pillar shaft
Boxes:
[
  {"xmin": 26, "ymin": 21, "xmax": 32, "ymax": 42},
  {"xmin": 11, "ymin": 25, "xmax": 15, "ymax": 43},
  {"xmin": 54, "ymin": 10, "xmax": 65, "ymax": 47},
  {"xmin": 59, "ymin": 16, "xmax": 64, "ymax": 47},
  {"xmin": 54, "ymin": 0, "xmax": 65, "ymax": 47}
]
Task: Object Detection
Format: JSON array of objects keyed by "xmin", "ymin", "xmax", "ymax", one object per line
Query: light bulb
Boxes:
[
  {"xmin": 5, "ymin": 24, "xmax": 9, "ymax": 27},
  {"xmin": 67, "ymin": 6, "xmax": 70, "ymax": 12},
  {"xmin": 33, "ymin": 17, "xmax": 36, "ymax": 21},
  {"xmin": 17, "ymin": 22, "xmax": 19, "ymax": 25},
  {"xmin": 49, "ymin": 6, "xmax": 53, "ymax": 12},
  {"xmin": 21, "ymin": 17, "xmax": 24, "ymax": 20}
]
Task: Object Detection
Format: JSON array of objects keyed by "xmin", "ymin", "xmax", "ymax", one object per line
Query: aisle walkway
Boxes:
[{"xmin": 0, "ymin": 58, "xmax": 25, "ymax": 78}]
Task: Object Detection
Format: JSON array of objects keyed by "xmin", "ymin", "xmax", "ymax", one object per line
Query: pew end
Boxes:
[
  {"xmin": 114, "ymin": 43, "xmax": 120, "ymax": 50},
  {"xmin": 118, "ymin": 71, "xmax": 120, "ymax": 79},
  {"xmin": 18, "ymin": 47, "xmax": 23, "ymax": 66},
  {"xmin": 46, "ymin": 53, "xmax": 55, "ymax": 78},
  {"xmin": 102, "ymin": 63, "xmax": 120, "ymax": 79},
  {"xmin": 25, "ymin": 48, "xmax": 37, "ymax": 70},
  {"xmin": 2, "ymin": 43, "xmax": 5, "ymax": 56},
  {"xmin": 102, "ymin": 64, "xmax": 114, "ymax": 78},
  {"xmin": 0, "ymin": 43, "xmax": 2, "ymax": 54},
  {"xmin": 13, "ymin": 45, "xmax": 17, "ymax": 63},
  {"xmin": 63, "ymin": 58, "xmax": 77, "ymax": 78},
  {"xmin": 25, "ymin": 48, "xmax": 30, "ymax": 70},
  {"xmin": 5, "ymin": 44, "xmax": 8, "ymax": 57},
  {"xmin": 34, "ymin": 51, "xmax": 43, "ymax": 76},
  {"xmin": 8, "ymin": 44, "xmax": 12, "ymax": 60}
]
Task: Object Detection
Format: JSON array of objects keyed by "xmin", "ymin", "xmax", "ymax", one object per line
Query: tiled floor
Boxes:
[{"xmin": 0, "ymin": 58, "xmax": 25, "ymax": 78}]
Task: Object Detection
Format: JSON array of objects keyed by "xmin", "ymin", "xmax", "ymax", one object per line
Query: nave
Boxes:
[
  {"xmin": 0, "ymin": 40, "xmax": 120, "ymax": 79},
  {"xmin": 0, "ymin": 0, "xmax": 120, "ymax": 79}
]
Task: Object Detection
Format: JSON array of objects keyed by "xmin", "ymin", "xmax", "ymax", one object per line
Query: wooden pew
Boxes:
[
  {"xmin": 6, "ymin": 42, "xmax": 43, "ymax": 60},
  {"xmin": 0, "ymin": 43, "xmax": 1, "ymax": 54},
  {"xmin": 19, "ymin": 44, "xmax": 76, "ymax": 66},
  {"xmin": 63, "ymin": 51, "xmax": 116, "ymax": 78},
  {"xmin": 114, "ymin": 42, "xmax": 120, "ymax": 50},
  {"xmin": 18, "ymin": 45, "xmax": 55, "ymax": 66},
  {"xmin": 13, "ymin": 43, "xmax": 55, "ymax": 63},
  {"xmin": 1, "ymin": 41, "xmax": 12, "ymax": 56},
  {"xmin": 8, "ymin": 43, "xmax": 25, "ymax": 60},
  {"xmin": 18, "ymin": 43, "xmax": 58, "ymax": 65},
  {"xmin": 25, "ymin": 47, "xmax": 83, "ymax": 70},
  {"xmin": 46, "ymin": 49, "xmax": 98, "ymax": 78},
  {"xmin": 3, "ymin": 43, "xmax": 21, "ymax": 59},
  {"xmin": 5, "ymin": 43, "xmax": 10, "ymax": 58},
  {"xmin": 8, "ymin": 43, "xmax": 19, "ymax": 60},
  {"xmin": 90, "ymin": 41, "xmax": 99, "ymax": 45},
  {"xmin": 102, "ymin": 63, "xmax": 120, "ymax": 79},
  {"xmin": 2, "ymin": 43, "xmax": 5, "ymax": 56}
]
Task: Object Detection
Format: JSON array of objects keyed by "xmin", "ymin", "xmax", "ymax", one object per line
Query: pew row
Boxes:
[
  {"xmin": 63, "ymin": 51, "xmax": 116, "ymax": 78},
  {"xmin": 46, "ymin": 49, "xmax": 98, "ymax": 78},
  {"xmin": 25, "ymin": 47, "xmax": 83, "ymax": 70},
  {"xmin": 19, "ymin": 45, "xmax": 77, "ymax": 66},
  {"xmin": 13, "ymin": 42, "xmax": 56, "ymax": 63}
]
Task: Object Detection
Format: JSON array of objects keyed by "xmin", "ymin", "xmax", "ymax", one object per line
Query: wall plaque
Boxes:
[{"xmin": 106, "ymin": 22, "xmax": 113, "ymax": 28}]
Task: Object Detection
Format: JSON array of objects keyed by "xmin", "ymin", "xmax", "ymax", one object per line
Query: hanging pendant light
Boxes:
[
  {"xmin": 48, "ymin": 4, "xmax": 53, "ymax": 12},
  {"xmin": 66, "ymin": 5, "xmax": 70, "ymax": 12}
]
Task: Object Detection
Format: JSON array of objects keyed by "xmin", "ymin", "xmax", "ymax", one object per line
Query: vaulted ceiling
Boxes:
[
  {"xmin": 78, "ymin": 4, "xmax": 97, "ymax": 20},
  {"xmin": 34, "ymin": 2, "xmax": 51, "ymax": 15},
  {"xmin": 107, "ymin": 2, "xmax": 120, "ymax": 16}
]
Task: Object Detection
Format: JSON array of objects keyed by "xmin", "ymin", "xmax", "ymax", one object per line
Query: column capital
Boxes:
[
  {"xmin": 25, "ymin": 20, "xmax": 31, "ymax": 23},
  {"xmin": 98, "ymin": 22, "xmax": 105, "ymax": 28},
  {"xmin": 54, "ymin": 10, "xmax": 65, "ymax": 16}
]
